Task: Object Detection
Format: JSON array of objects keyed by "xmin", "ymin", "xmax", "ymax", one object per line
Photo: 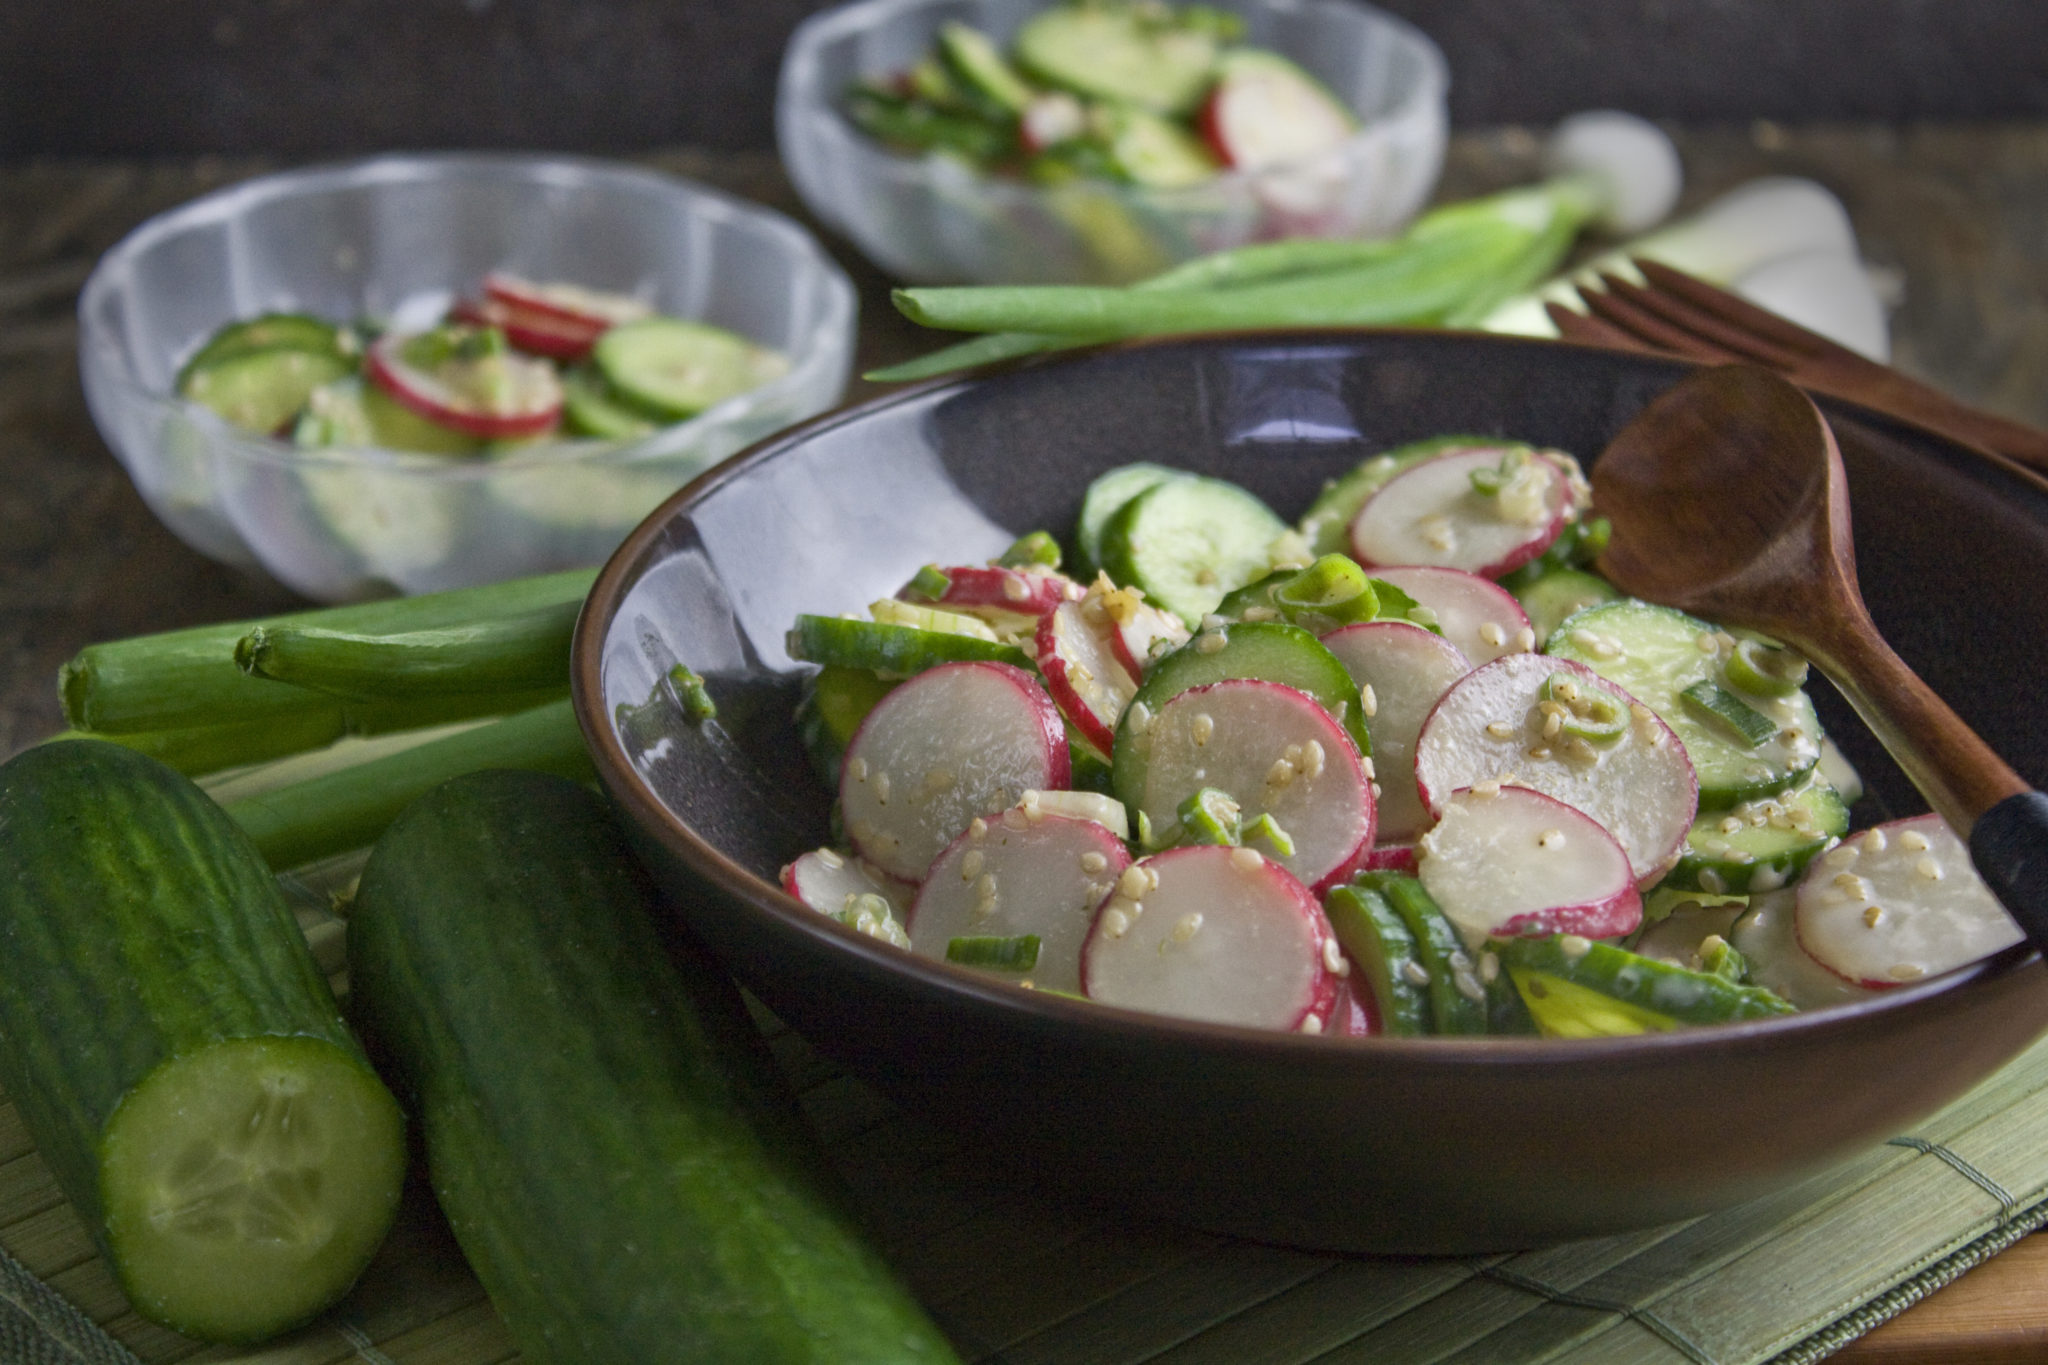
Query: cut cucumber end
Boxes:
[{"xmin": 98, "ymin": 1035, "xmax": 406, "ymax": 1343}]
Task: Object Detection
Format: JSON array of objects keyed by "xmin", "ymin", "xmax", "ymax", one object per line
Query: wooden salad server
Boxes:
[{"xmin": 1590, "ymin": 363, "xmax": 2048, "ymax": 943}]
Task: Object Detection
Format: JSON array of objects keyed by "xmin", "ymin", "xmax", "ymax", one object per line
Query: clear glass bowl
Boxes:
[
  {"xmin": 777, "ymin": 0, "xmax": 1449, "ymax": 285},
  {"xmin": 78, "ymin": 154, "xmax": 858, "ymax": 602}
]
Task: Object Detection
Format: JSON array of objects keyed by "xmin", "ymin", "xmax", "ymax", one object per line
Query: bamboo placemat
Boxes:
[{"xmin": 8, "ymin": 1007, "xmax": 2048, "ymax": 1365}]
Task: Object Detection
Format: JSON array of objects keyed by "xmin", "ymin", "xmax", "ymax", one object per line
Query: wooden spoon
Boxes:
[{"xmin": 1592, "ymin": 364, "xmax": 2048, "ymax": 936}]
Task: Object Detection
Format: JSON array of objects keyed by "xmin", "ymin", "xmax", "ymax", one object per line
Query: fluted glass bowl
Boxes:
[
  {"xmin": 78, "ymin": 154, "xmax": 857, "ymax": 601},
  {"xmin": 778, "ymin": 0, "xmax": 1448, "ymax": 284}
]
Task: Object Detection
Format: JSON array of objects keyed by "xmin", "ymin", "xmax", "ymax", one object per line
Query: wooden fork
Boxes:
[{"xmin": 1545, "ymin": 257, "xmax": 2048, "ymax": 477}]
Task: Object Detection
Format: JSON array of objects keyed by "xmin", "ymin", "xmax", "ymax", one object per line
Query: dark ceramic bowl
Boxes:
[{"xmin": 573, "ymin": 331, "xmax": 2048, "ymax": 1254}]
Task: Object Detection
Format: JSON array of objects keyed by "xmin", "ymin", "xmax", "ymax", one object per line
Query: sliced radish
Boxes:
[
  {"xmin": 1361, "ymin": 842, "xmax": 1417, "ymax": 875},
  {"xmin": 1198, "ymin": 52, "xmax": 1355, "ymax": 172},
  {"xmin": 1415, "ymin": 653, "xmax": 1697, "ymax": 886},
  {"xmin": 1730, "ymin": 889, "xmax": 1880, "ymax": 1010},
  {"xmin": 366, "ymin": 330, "xmax": 564, "ymax": 440},
  {"xmin": 1416, "ymin": 786, "xmax": 1643, "ymax": 943},
  {"xmin": 1134, "ymin": 679, "xmax": 1373, "ymax": 891},
  {"xmin": 1370, "ymin": 566, "xmax": 1535, "ymax": 666},
  {"xmin": 780, "ymin": 848, "xmax": 914, "ymax": 946},
  {"xmin": 1793, "ymin": 815, "xmax": 2022, "ymax": 989},
  {"xmin": 449, "ymin": 295, "xmax": 604, "ymax": 361},
  {"xmin": 1318, "ymin": 621, "xmax": 1470, "ymax": 843},
  {"xmin": 1080, "ymin": 845, "xmax": 1339, "ymax": 1032},
  {"xmin": 1349, "ymin": 446, "xmax": 1570, "ymax": 578},
  {"xmin": 1028, "ymin": 789, "xmax": 1130, "ymax": 841},
  {"xmin": 840, "ymin": 661, "xmax": 1070, "ymax": 882},
  {"xmin": 1020, "ymin": 91, "xmax": 1087, "ymax": 154},
  {"xmin": 483, "ymin": 272, "xmax": 652, "ymax": 329},
  {"xmin": 1325, "ymin": 972, "xmax": 1377, "ymax": 1036},
  {"xmin": 1632, "ymin": 898, "xmax": 1745, "ymax": 967},
  {"xmin": 909, "ymin": 563, "xmax": 1081, "ymax": 617},
  {"xmin": 909, "ymin": 808, "xmax": 1132, "ymax": 994},
  {"xmin": 1107, "ymin": 598, "xmax": 1192, "ymax": 681},
  {"xmin": 1036, "ymin": 598, "xmax": 1137, "ymax": 755}
]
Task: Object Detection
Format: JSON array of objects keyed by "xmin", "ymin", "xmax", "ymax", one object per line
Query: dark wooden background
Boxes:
[{"xmin": 4, "ymin": 0, "xmax": 2046, "ymax": 156}]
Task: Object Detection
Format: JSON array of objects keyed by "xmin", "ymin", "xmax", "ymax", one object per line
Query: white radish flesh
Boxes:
[
  {"xmin": 1027, "ymin": 789, "xmax": 1130, "ymax": 841},
  {"xmin": 1081, "ymin": 846, "xmax": 1338, "ymax": 1032},
  {"xmin": 1318, "ymin": 620, "xmax": 1469, "ymax": 842},
  {"xmin": 841, "ymin": 661, "xmax": 1070, "ymax": 882},
  {"xmin": 910, "ymin": 810, "xmax": 1132, "ymax": 994},
  {"xmin": 1199, "ymin": 54, "xmax": 1355, "ymax": 172},
  {"xmin": 1417, "ymin": 785, "xmax": 1642, "ymax": 943},
  {"xmin": 1137, "ymin": 679, "xmax": 1374, "ymax": 891},
  {"xmin": 1349, "ymin": 446, "xmax": 1569, "ymax": 578},
  {"xmin": 1730, "ymin": 889, "xmax": 1880, "ymax": 1010},
  {"xmin": 1370, "ymin": 565, "xmax": 1533, "ymax": 667},
  {"xmin": 1109, "ymin": 597, "xmax": 1192, "ymax": 680},
  {"xmin": 1793, "ymin": 815, "xmax": 2022, "ymax": 989},
  {"xmin": 1415, "ymin": 653, "xmax": 1697, "ymax": 886},
  {"xmin": 781, "ymin": 848, "xmax": 915, "ymax": 947},
  {"xmin": 1036, "ymin": 598, "xmax": 1138, "ymax": 754}
]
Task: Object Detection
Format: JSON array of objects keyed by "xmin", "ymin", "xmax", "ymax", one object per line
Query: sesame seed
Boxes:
[
  {"xmin": 1267, "ymin": 758, "xmax": 1296, "ymax": 788},
  {"xmin": 1230, "ymin": 847, "xmax": 1264, "ymax": 871},
  {"xmin": 872, "ymin": 771, "xmax": 892, "ymax": 804},
  {"xmin": 1716, "ymin": 631, "xmax": 1739, "ymax": 651},
  {"xmin": 1454, "ymin": 968, "xmax": 1486, "ymax": 1002},
  {"xmin": 1889, "ymin": 963, "xmax": 1927, "ymax": 981},
  {"xmin": 1370, "ymin": 781, "xmax": 1384, "ymax": 799},
  {"xmin": 1860, "ymin": 828, "xmax": 1889, "ymax": 855},
  {"xmin": 1402, "ymin": 960, "xmax": 1432, "ymax": 986},
  {"xmin": 848, "ymin": 756, "xmax": 869, "ymax": 782},
  {"xmin": 1720, "ymin": 816, "xmax": 1744, "ymax": 835},
  {"xmin": 1514, "ymin": 627, "xmax": 1536, "ymax": 653},
  {"xmin": 816, "ymin": 848, "xmax": 844, "ymax": 870},
  {"xmin": 1200, "ymin": 614, "xmax": 1228, "ymax": 632},
  {"xmin": 1195, "ymin": 632, "xmax": 1227, "ymax": 655},
  {"xmin": 1302, "ymin": 740, "xmax": 1326, "ymax": 780},
  {"xmin": 1242, "ymin": 605, "xmax": 1280, "ymax": 622},
  {"xmin": 1117, "ymin": 865, "xmax": 1150, "ymax": 899},
  {"xmin": 1172, "ymin": 912, "xmax": 1204, "ymax": 944},
  {"xmin": 1362, "ymin": 685, "xmax": 1378, "ymax": 718},
  {"xmin": 1126, "ymin": 701, "xmax": 1153, "ymax": 734},
  {"xmin": 1832, "ymin": 871, "xmax": 1866, "ymax": 897},
  {"xmin": 1361, "ymin": 755, "xmax": 1377, "ymax": 781},
  {"xmin": 961, "ymin": 850, "xmax": 985, "ymax": 881},
  {"xmin": 1538, "ymin": 828, "xmax": 1565, "ymax": 849},
  {"xmin": 1900, "ymin": 829, "xmax": 1931, "ymax": 852},
  {"xmin": 1751, "ymin": 866, "xmax": 1786, "ymax": 891},
  {"xmin": 1695, "ymin": 632, "xmax": 1719, "ymax": 653},
  {"xmin": 1917, "ymin": 856, "xmax": 1944, "ymax": 881},
  {"xmin": 1486, "ymin": 721, "xmax": 1516, "ymax": 739},
  {"xmin": 1194, "ymin": 567, "xmax": 1218, "ymax": 586},
  {"xmin": 1479, "ymin": 950, "xmax": 1500, "ymax": 984},
  {"xmin": 1864, "ymin": 905, "xmax": 1883, "ymax": 928},
  {"xmin": 1823, "ymin": 844, "xmax": 1859, "ymax": 870},
  {"xmin": 1479, "ymin": 622, "xmax": 1506, "ymax": 647},
  {"xmin": 1102, "ymin": 908, "xmax": 1132, "ymax": 939},
  {"xmin": 975, "ymin": 873, "xmax": 996, "ymax": 898},
  {"xmin": 968, "ymin": 817, "xmax": 988, "ymax": 841},
  {"xmin": 1322, "ymin": 937, "xmax": 1349, "ymax": 975},
  {"xmin": 1526, "ymin": 745, "xmax": 1553, "ymax": 760},
  {"xmin": 1699, "ymin": 869, "xmax": 1727, "ymax": 894},
  {"xmin": 1080, "ymin": 851, "xmax": 1108, "ymax": 873},
  {"xmin": 1542, "ymin": 711, "xmax": 1563, "ymax": 740},
  {"xmin": 1001, "ymin": 573, "xmax": 1030, "ymax": 601},
  {"xmin": 1298, "ymin": 1014, "xmax": 1324, "ymax": 1035},
  {"xmin": 1560, "ymin": 935, "xmax": 1593, "ymax": 960},
  {"xmin": 1554, "ymin": 679, "xmax": 1580, "ymax": 703},
  {"xmin": 1002, "ymin": 806, "xmax": 1029, "ymax": 830},
  {"xmin": 1473, "ymin": 780, "xmax": 1502, "ymax": 798}
]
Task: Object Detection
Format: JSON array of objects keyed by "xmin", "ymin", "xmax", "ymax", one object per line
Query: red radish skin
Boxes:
[
  {"xmin": 1318, "ymin": 620, "xmax": 1470, "ymax": 843},
  {"xmin": 1036, "ymin": 600, "xmax": 1137, "ymax": 755},
  {"xmin": 1361, "ymin": 843, "xmax": 1417, "ymax": 875},
  {"xmin": 1414, "ymin": 653, "xmax": 1697, "ymax": 887},
  {"xmin": 1080, "ymin": 846, "xmax": 1339, "ymax": 1032},
  {"xmin": 1793, "ymin": 815, "xmax": 2023, "ymax": 989},
  {"xmin": 1108, "ymin": 597, "xmax": 1191, "ymax": 681},
  {"xmin": 483, "ymin": 273, "xmax": 652, "ymax": 330},
  {"xmin": 908, "ymin": 807, "xmax": 1132, "ymax": 994},
  {"xmin": 1349, "ymin": 446, "xmax": 1570, "ymax": 578},
  {"xmin": 840, "ymin": 661, "xmax": 1070, "ymax": 882},
  {"xmin": 1325, "ymin": 973, "xmax": 1377, "ymax": 1036},
  {"xmin": 1134, "ymin": 679, "xmax": 1375, "ymax": 892},
  {"xmin": 366, "ymin": 333, "xmax": 564, "ymax": 440},
  {"xmin": 1417, "ymin": 785, "xmax": 1642, "ymax": 942},
  {"xmin": 450, "ymin": 296, "xmax": 603, "ymax": 361},
  {"xmin": 1370, "ymin": 566, "xmax": 1534, "ymax": 667},
  {"xmin": 912, "ymin": 564, "xmax": 1081, "ymax": 617}
]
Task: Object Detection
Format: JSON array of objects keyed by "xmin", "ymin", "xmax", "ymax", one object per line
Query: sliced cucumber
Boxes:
[
  {"xmin": 179, "ymin": 313, "xmax": 349, "ymax": 384},
  {"xmin": 1355, "ymin": 872, "xmax": 1487, "ymax": 1036},
  {"xmin": 1111, "ymin": 620, "xmax": 1371, "ymax": 799},
  {"xmin": 795, "ymin": 666, "xmax": 897, "ymax": 785},
  {"xmin": 846, "ymin": 85, "xmax": 1014, "ymax": 164},
  {"xmin": 296, "ymin": 376, "xmax": 479, "ymax": 456},
  {"xmin": 1013, "ymin": 4, "xmax": 1220, "ymax": 115},
  {"xmin": 593, "ymin": 318, "xmax": 787, "ymax": 422},
  {"xmin": 1496, "ymin": 935, "xmax": 1797, "ymax": 1037},
  {"xmin": 560, "ymin": 366, "xmax": 657, "ymax": 440},
  {"xmin": 1074, "ymin": 462, "xmax": 1182, "ymax": 578},
  {"xmin": 787, "ymin": 615, "xmax": 1032, "ymax": 675},
  {"xmin": 1664, "ymin": 777, "xmax": 1851, "ymax": 896},
  {"xmin": 1099, "ymin": 475, "xmax": 1289, "ymax": 625},
  {"xmin": 1508, "ymin": 566, "xmax": 1618, "ymax": 648},
  {"xmin": 1546, "ymin": 599, "xmax": 1823, "ymax": 808},
  {"xmin": 1298, "ymin": 437, "xmax": 1511, "ymax": 556},
  {"xmin": 1098, "ymin": 105, "xmax": 1220, "ymax": 189},
  {"xmin": 937, "ymin": 21, "xmax": 1036, "ymax": 116},
  {"xmin": 1323, "ymin": 883, "xmax": 1430, "ymax": 1037},
  {"xmin": 182, "ymin": 346, "xmax": 355, "ymax": 436}
]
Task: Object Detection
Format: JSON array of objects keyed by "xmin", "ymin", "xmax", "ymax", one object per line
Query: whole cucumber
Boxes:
[
  {"xmin": 0, "ymin": 739, "xmax": 406, "ymax": 1343},
  {"xmin": 346, "ymin": 769, "xmax": 957, "ymax": 1364}
]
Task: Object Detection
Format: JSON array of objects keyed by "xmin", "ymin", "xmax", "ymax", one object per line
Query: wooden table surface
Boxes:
[{"xmin": 2, "ymin": 125, "xmax": 2045, "ymax": 1358}]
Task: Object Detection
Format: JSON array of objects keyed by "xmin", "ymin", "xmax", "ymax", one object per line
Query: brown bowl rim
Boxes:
[{"xmin": 571, "ymin": 325, "xmax": 2040, "ymax": 1068}]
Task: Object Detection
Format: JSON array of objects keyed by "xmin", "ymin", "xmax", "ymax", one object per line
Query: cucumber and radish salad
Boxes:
[
  {"xmin": 175, "ymin": 274, "xmax": 787, "ymax": 454},
  {"xmin": 780, "ymin": 436, "xmax": 2021, "ymax": 1038},
  {"xmin": 846, "ymin": 2, "xmax": 1357, "ymax": 191}
]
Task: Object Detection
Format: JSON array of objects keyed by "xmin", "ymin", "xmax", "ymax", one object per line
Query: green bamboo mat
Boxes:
[{"xmin": 9, "ymin": 1012, "xmax": 2048, "ymax": 1365}]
